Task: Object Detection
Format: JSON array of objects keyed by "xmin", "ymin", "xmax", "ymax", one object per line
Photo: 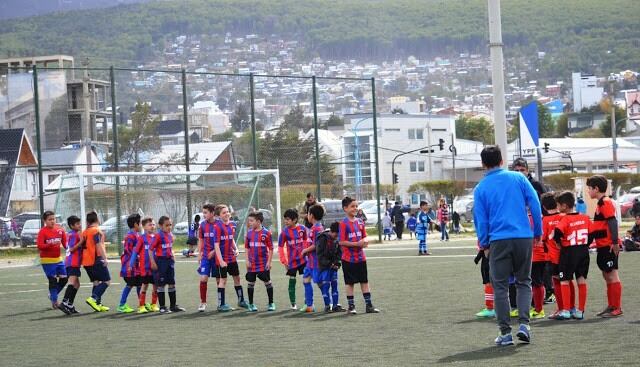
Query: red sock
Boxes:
[
  {"xmin": 578, "ymin": 283, "xmax": 587, "ymax": 311},
  {"xmin": 569, "ymin": 281, "xmax": 576, "ymax": 309},
  {"xmin": 606, "ymin": 283, "xmax": 613, "ymax": 307},
  {"xmin": 611, "ymin": 282, "xmax": 622, "ymax": 309},
  {"xmin": 560, "ymin": 283, "xmax": 572, "ymax": 311},
  {"xmin": 535, "ymin": 285, "xmax": 545, "ymax": 312},
  {"xmin": 484, "ymin": 283, "xmax": 494, "ymax": 310},
  {"xmin": 553, "ymin": 278, "xmax": 563, "ymax": 312},
  {"xmin": 139, "ymin": 291, "xmax": 146, "ymax": 307},
  {"xmin": 152, "ymin": 285, "xmax": 158, "ymax": 304},
  {"xmin": 200, "ymin": 281, "xmax": 208, "ymax": 303}
]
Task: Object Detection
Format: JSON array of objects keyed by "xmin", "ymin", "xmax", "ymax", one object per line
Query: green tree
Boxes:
[
  {"xmin": 556, "ymin": 114, "xmax": 569, "ymax": 137},
  {"xmin": 455, "ymin": 116, "xmax": 494, "ymax": 144},
  {"xmin": 326, "ymin": 114, "xmax": 344, "ymax": 127},
  {"xmin": 230, "ymin": 103, "xmax": 250, "ymax": 132},
  {"xmin": 110, "ymin": 101, "xmax": 161, "ymax": 170},
  {"xmin": 600, "ymin": 106, "xmax": 627, "ymax": 138}
]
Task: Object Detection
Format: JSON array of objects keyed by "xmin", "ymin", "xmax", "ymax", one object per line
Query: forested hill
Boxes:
[{"xmin": 0, "ymin": 0, "xmax": 638, "ymax": 74}]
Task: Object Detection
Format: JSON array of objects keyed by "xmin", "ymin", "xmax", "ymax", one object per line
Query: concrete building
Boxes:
[{"xmin": 572, "ymin": 72, "xmax": 603, "ymax": 112}]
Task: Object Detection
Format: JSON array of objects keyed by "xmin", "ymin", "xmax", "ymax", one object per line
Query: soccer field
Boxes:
[{"xmin": 1, "ymin": 238, "xmax": 638, "ymax": 367}]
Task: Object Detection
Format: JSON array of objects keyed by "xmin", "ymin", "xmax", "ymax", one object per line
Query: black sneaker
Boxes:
[
  {"xmin": 348, "ymin": 304, "xmax": 357, "ymax": 315},
  {"xmin": 366, "ymin": 304, "xmax": 380, "ymax": 313},
  {"xmin": 59, "ymin": 302, "xmax": 72, "ymax": 315},
  {"xmin": 170, "ymin": 305, "xmax": 185, "ymax": 312},
  {"xmin": 332, "ymin": 305, "xmax": 346, "ymax": 312},
  {"xmin": 324, "ymin": 305, "xmax": 332, "ymax": 313},
  {"xmin": 69, "ymin": 305, "xmax": 80, "ymax": 314},
  {"xmin": 159, "ymin": 307, "xmax": 172, "ymax": 314},
  {"xmin": 596, "ymin": 306, "xmax": 614, "ymax": 317}
]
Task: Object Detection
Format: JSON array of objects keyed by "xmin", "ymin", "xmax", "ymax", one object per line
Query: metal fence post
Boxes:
[
  {"xmin": 110, "ymin": 66, "xmax": 123, "ymax": 255},
  {"xmin": 182, "ymin": 69, "xmax": 193, "ymax": 227},
  {"xmin": 312, "ymin": 76, "xmax": 322, "ymax": 201},
  {"xmin": 249, "ymin": 73, "xmax": 260, "ymax": 207},
  {"xmin": 32, "ymin": 65, "xmax": 45, "ymax": 220},
  {"xmin": 371, "ymin": 77, "xmax": 382, "ymax": 242}
]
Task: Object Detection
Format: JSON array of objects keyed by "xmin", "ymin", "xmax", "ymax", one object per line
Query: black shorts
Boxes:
[
  {"xmin": 550, "ymin": 263, "xmax": 560, "ymax": 276},
  {"xmin": 66, "ymin": 266, "xmax": 81, "ymax": 278},
  {"xmin": 480, "ymin": 256, "xmax": 490, "ymax": 285},
  {"xmin": 596, "ymin": 247, "xmax": 619, "ymax": 272},
  {"xmin": 286, "ymin": 264, "xmax": 305, "ymax": 277},
  {"xmin": 84, "ymin": 258, "xmax": 111, "ymax": 282},
  {"xmin": 342, "ymin": 261, "xmax": 368, "ymax": 285},
  {"xmin": 154, "ymin": 257, "xmax": 175, "ymax": 286},
  {"xmin": 218, "ymin": 261, "xmax": 240, "ymax": 278},
  {"xmin": 186, "ymin": 237, "xmax": 198, "ymax": 246},
  {"xmin": 124, "ymin": 276, "xmax": 142, "ymax": 287},
  {"xmin": 559, "ymin": 246, "xmax": 590, "ymax": 281},
  {"xmin": 140, "ymin": 275, "xmax": 154, "ymax": 285},
  {"xmin": 246, "ymin": 270, "xmax": 271, "ymax": 283},
  {"xmin": 531, "ymin": 261, "xmax": 547, "ymax": 286}
]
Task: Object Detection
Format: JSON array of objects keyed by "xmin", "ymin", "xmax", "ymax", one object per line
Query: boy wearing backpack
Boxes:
[{"xmin": 316, "ymin": 222, "xmax": 345, "ymax": 313}]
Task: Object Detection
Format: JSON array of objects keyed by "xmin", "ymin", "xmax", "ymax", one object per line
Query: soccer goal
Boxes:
[{"xmin": 52, "ymin": 169, "xmax": 282, "ymax": 246}]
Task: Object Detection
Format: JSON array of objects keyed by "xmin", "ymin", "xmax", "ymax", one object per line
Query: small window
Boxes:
[
  {"xmin": 410, "ymin": 161, "xmax": 417, "ymax": 172},
  {"xmin": 408, "ymin": 129, "xmax": 415, "ymax": 139},
  {"xmin": 48, "ymin": 174, "xmax": 59, "ymax": 185},
  {"xmin": 418, "ymin": 161, "xmax": 425, "ymax": 172},
  {"xmin": 416, "ymin": 129, "xmax": 424, "ymax": 139},
  {"xmin": 384, "ymin": 128, "xmax": 400, "ymax": 132}
]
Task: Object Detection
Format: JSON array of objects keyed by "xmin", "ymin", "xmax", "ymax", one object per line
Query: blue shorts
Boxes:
[
  {"xmin": 383, "ymin": 228, "xmax": 392, "ymax": 235},
  {"xmin": 314, "ymin": 269, "xmax": 332, "ymax": 284},
  {"xmin": 66, "ymin": 266, "xmax": 81, "ymax": 277},
  {"xmin": 197, "ymin": 258, "xmax": 219, "ymax": 277},
  {"xmin": 155, "ymin": 257, "xmax": 175, "ymax": 286},
  {"xmin": 42, "ymin": 262, "xmax": 66, "ymax": 278}
]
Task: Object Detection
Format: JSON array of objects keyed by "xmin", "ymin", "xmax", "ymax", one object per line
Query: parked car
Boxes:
[
  {"xmin": 99, "ymin": 215, "xmax": 128, "ymax": 244},
  {"xmin": 0, "ymin": 217, "xmax": 18, "ymax": 247},
  {"xmin": 320, "ymin": 200, "xmax": 345, "ymax": 226},
  {"xmin": 618, "ymin": 193, "xmax": 640, "ymax": 217},
  {"xmin": 12, "ymin": 212, "xmax": 40, "ymax": 236},
  {"xmin": 20, "ymin": 219, "xmax": 41, "ymax": 247},
  {"xmin": 453, "ymin": 195, "xmax": 474, "ymax": 222}
]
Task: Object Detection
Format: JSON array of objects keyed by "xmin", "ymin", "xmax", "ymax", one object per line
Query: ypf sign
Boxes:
[{"xmin": 519, "ymin": 102, "xmax": 538, "ymax": 158}]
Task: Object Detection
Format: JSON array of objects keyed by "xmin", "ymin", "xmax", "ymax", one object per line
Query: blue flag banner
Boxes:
[{"xmin": 519, "ymin": 101, "xmax": 538, "ymax": 158}]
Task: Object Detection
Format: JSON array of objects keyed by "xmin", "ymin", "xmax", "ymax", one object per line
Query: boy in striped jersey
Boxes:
[
  {"xmin": 278, "ymin": 208, "xmax": 307, "ymax": 310},
  {"xmin": 339, "ymin": 196, "xmax": 379, "ymax": 314},
  {"xmin": 197, "ymin": 203, "xmax": 218, "ymax": 312},
  {"xmin": 117, "ymin": 214, "xmax": 142, "ymax": 313},
  {"xmin": 60, "ymin": 215, "xmax": 84, "ymax": 314},
  {"xmin": 244, "ymin": 212, "xmax": 275, "ymax": 312},
  {"xmin": 130, "ymin": 217, "xmax": 157, "ymax": 313},
  {"xmin": 300, "ymin": 204, "xmax": 324, "ymax": 313},
  {"xmin": 213, "ymin": 204, "xmax": 247, "ymax": 311},
  {"xmin": 149, "ymin": 216, "xmax": 184, "ymax": 313}
]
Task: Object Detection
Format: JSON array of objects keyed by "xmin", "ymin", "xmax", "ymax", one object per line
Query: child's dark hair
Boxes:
[
  {"xmin": 67, "ymin": 215, "xmax": 81, "ymax": 228},
  {"xmin": 194, "ymin": 214, "xmax": 201, "ymax": 222},
  {"xmin": 555, "ymin": 191, "xmax": 575, "ymax": 208},
  {"xmin": 284, "ymin": 208, "xmax": 299, "ymax": 221},
  {"xmin": 141, "ymin": 216, "xmax": 154, "ymax": 226},
  {"xmin": 86, "ymin": 211, "xmax": 99, "ymax": 224},
  {"xmin": 419, "ymin": 201, "xmax": 428, "ymax": 207},
  {"xmin": 586, "ymin": 175, "xmax": 608, "ymax": 193},
  {"xmin": 127, "ymin": 213, "xmax": 141, "ymax": 229},
  {"xmin": 540, "ymin": 192, "xmax": 557, "ymax": 211},
  {"xmin": 42, "ymin": 210, "xmax": 55, "ymax": 221},
  {"xmin": 248, "ymin": 211, "xmax": 264, "ymax": 223},
  {"xmin": 309, "ymin": 204, "xmax": 324, "ymax": 221},
  {"xmin": 341, "ymin": 196, "xmax": 355, "ymax": 209},
  {"xmin": 158, "ymin": 216, "xmax": 171, "ymax": 226},
  {"xmin": 330, "ymin": 221, "xmax": 340, "ymax": 233},
  {"xmin": 202, "ymin": 203, "xmax": 216, "ymax": 213}
]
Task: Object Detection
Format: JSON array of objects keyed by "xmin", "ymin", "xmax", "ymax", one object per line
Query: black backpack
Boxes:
[{"xmin": 316, "ymin": 230, "xmax": 341, "ymax": 270}]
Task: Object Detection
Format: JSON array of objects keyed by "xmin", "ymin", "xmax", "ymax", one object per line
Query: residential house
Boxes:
[{"xmin": 0, "ymin": 129, "xmax": 38, "ymax": 216}]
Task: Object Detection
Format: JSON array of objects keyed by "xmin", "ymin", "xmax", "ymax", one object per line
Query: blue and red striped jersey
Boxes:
[
  {"xmin": 278, "ymin": 224, "xmax": 307, "ymax": 269},
  {"xmin": 215, "ymin": 220, "xmax": 236, "ymax": 263},
  {"xmin": 150, "ymin": 231, "xmax": 174, "ymax": 258},
  {"xmin": 305, "ymin": 223, "xmax": 324, "ymax": 269},
  {"xmin": 64, "ymin": 230, "xmax": 83, "ymax": 268},
  {"xmin": 339, "ymin": 217, "xmax": 367, "ymax": 263},
  {"xmin": 198, "ymin": 219, "xmax": 217, "ymax": 259},
  {"xmin": 245, "ymin": 227, "xmax": 273, "ymax": 272},
  {"xmin": 121, "ymin": 231, "xmax": 142, "ymax": 277},
  {"xmin": 133, "ymin": 233, "xmax": 155, "ymax": 276}
]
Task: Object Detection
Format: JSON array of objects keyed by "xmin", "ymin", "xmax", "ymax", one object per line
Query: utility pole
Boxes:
[
  {"xmin": 82, "ymin": 58, "xmax": 93, "ymax": 190},
  {"xmin": 450, "ymin": 132, "xmax": 457, "ymax": 181},
  {"xmin": 427, "ymin": 118, "xmax": 432, "ymax": 180},
  {"xmin": 488, "ymin": 0, "xmax": 508, "ymax": 155},
  {"xmin": 609, "ymin": 76, "xmax": 618, "ymax": 173}
]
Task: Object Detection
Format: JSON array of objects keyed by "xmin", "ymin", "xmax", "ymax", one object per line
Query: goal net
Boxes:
[{"xmin": 52, "ymin": 169, "xmax": 281, "ymax": 247}]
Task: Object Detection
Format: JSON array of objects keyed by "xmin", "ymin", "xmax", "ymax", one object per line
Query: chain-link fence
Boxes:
[{"xmin": 0, "ymin": 65, "xmax": 384, "ymax": 249}]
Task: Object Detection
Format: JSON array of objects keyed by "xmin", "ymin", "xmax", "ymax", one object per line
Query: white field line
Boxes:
[{"xmin": 0, "ymin": 282, "xmax": 122, "ymax": 296}]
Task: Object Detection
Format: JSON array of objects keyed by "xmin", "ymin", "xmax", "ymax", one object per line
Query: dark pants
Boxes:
[
  {"xmin": 394, "ymin": 220, "xmax": 404, "ymax": 239},
  {"xmin": 489, "ymin": 238, "xmax": 533, "ymax": 334}
]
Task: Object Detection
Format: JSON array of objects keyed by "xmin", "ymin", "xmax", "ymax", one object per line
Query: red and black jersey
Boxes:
[
  {"xmin": 554, "ymin": 213, "xmax": 591, "ymax": 247},
  {"xmin": 542, "ymin": 213, "xmax": 563, "ymax": 264},
  {"xmin": 590, "ymin": 197, "xmax": 618, "ymax": 248}
]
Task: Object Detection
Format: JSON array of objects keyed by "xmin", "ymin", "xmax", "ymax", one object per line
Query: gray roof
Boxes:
[{"xmin": 41, "ymin": 148, "xmax": 81, "ymax": 167}]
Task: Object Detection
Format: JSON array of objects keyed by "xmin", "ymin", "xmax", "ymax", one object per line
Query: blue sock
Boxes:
[
  {"xmin": 119, "ymin": 286, "xmax": 132, "ymax": 306},
  {"xmin": 50, "ymin": 288, "xmax": 59, "ymax": 303},
  {"xmin": 331, "ymin": 279, "xmax": 339, "ymax": 306},
  {"xmin": 91, "ymin": 285, "xmax": 97, "ymax": 299},
  {"xmin": 95, "ymin": 282, "xmax": 109, "ymax": 299},
  {"xmin": 304, "ymin": 281, "xmax": 313, "ymax": 307},
  {"xmin": 136, "ymin": 286, "xmax": 141, "ymax": 297},
  {"xmin": 320, "ymin": 283, "xmax": 331, "ymax": 306},
  {"xmin": 347, "ymin": 295, "xmax": 355, "ymax": 307},
  {"xmin": 363, "ymin": 292, "xmax": 372, "ymax": 306}
]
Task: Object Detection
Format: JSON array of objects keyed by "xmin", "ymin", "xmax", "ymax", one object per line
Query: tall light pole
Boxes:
[
  {"xmin": 488, "ymin": 0, "xmax": 508, "ymax": 155},
  {"xmin": 609, "ymin": 75, "xmax": 618, "ymax": 173},
  {"xmin": 351, "ymin": 117, "xmax": 370, "ymax": 200}
]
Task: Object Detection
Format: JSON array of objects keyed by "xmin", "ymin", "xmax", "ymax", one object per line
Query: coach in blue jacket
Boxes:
[{"xmin": 473, "ymin": 146, "xmax": 542, "ymax": 346}]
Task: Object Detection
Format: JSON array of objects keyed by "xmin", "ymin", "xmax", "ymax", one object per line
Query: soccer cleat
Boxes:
[
  {"xmin": 145, "ymin": 303, "xmax": 153, "ymax": 312},
  {"xmin": 348, "ymin": 305, "xmax": 357, "ymax": 315},
  {"xmin": 301, "ymin": 305, "xmax": 315, "ymax": 313},
  {"xmin": 475, "ymin": 308, "xmax": 496, "ymax": 318},
  {"xmin": 530, "ymin": 309, "xmax": 545, "ymax": 319},
  {"xmin": 424, "ymin": 252, "xmax": 431, "ymax": 255},
  {"xmin": 85, "ymin": 297, "xmax": 102, "ymax": 312},
  {"xmin": 217, "ymin": 304, "xmax": 233, "ymax": 312},
  {"xmin": 572, "ymin": 310, "xmax": 584, "ymax": 320},
  {"xmin": 290, "ymin": 304, "xmax": 298, "ymax": 311},
  {"xmin": 332, "ymin": 304, "xmax": 346, "ymax": 313},
  {"xmin": 170, "ymin": 305, "xmax": 185, "ymax": 312},
  {"xmin": 544, "ymin": 294, "xmax": 556, "ymax": 304},
  {"xmin": 198, "ymin": 303, "xmax": 207, "ymax": 312},
  {"xmin": 117, "ymin": 304, "xmax": 134, "ymax": 313},
  {"xmin": 494, "ymin": 333, "xmax": 514, "ymax": 346},
  {"xmin": 324, "ymin": 305, "xmax": 332, "ymax": 313},
  {"xmin": 509, "ymin": 309, "xmax": 518, "ymax": 318},
  {"xmin": 556, "ymin": 310, "xmax": 571, "ymax": 320},
  {"xmin": 58, "ymin": 302, "xmax": 72, "ymax": 315},
  {"xmin": 98, "ymin": 304, "xmax": 110, "ymax": 312},
  {"xmin": 69, "ymin": 305, "xmax": 80, "ymax": 314},
  {"xmin": 267, "ymin": 303, "xmax": 276, "ymax": 312},
  {"xmin": 516, "ymin": 324, "xmax": 531, "ymax": 344},
  {"xmin": 247, "ymin": 304, "xmax": 258, "ymax": 312},
  {"xmin": 238, "ymin": 300, "xmax": 249, "ymax": 309},
  {"xmin": 366, "ymin": 305, "xmax": 380, "ymax": 313},
  {"xmin": 596, "ymin": 306, "xmax": 614, "ymax": 317},
  {"xmin": 150, "ymin": 304, "xmax": 160, "ymax": 312},
  {"xmin": 137, "ymin": 306, "xmax": 149, "ymax": 314},
  {"xmin": 159, "ymin": 307, "xmax": 171, "ymax": 314},
  {"xmin": 601, "ymin": 308, "xmax": 623, "ymax": 318}
]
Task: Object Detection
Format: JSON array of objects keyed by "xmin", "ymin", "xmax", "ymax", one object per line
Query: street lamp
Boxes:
[
  {"xmin": 351, "ymin": 117, "xmax": 370, "ymax": 200},
  {"xmin": 608, "ymin": 75, "xmax": 618, "ymax": 173}
]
